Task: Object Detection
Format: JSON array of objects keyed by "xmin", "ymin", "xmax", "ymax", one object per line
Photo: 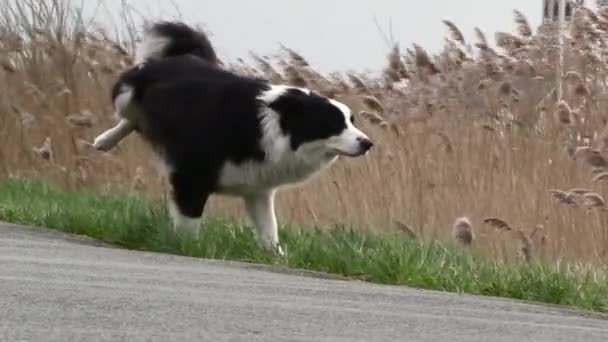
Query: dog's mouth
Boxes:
[
  {"xmin": 322, "ymin": 150, "xmax": 340, "ymax": 160},
  {"xmin": 331, "ymin": 149, "xmax": 367, "ymax": 158}
]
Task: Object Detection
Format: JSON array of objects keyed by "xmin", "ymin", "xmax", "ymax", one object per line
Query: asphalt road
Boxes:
[{"xmin": 1, "ymin": 222, "xmax": 607, "ymax": 342}]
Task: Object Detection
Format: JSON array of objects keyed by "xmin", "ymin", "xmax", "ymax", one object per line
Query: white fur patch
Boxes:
[
  {"xmin": 135, "ymin": 33, "xmax": 170, "ymax": 64},
  {"xmin": 217, "ymin": 153, "xmax": 333, "ymax": 196},
  {"xmin": 257, "ymin": 85, "xmax": 311, "ymax": 104},
  {"xmin": 114, "ymin": 86, "xmax": 138, "ymax": 121},
  {"xmin": 258, "ymin": 107, "xmax": 289, "ymax": 162}
]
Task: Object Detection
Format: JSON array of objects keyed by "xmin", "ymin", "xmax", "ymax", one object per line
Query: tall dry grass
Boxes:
[{"xmin": 1, "ymin": 0, "xmax": 608, "ymax": 264}]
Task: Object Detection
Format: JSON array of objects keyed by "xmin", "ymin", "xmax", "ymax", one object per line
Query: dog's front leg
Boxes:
[
  {"xmin": 244, "ymin": 190, "xmax": 284, "ymax": 256},
  {"xmin": 168, "ymin": 199, "xmax": 203, "ymax": 240},
  {"xmin": 93, "ymin": 119, "xmax": 136, "ymax": 152},
  {"xmin": 167, "ymin": 171, "xmax": 211, "ymax": 241}
]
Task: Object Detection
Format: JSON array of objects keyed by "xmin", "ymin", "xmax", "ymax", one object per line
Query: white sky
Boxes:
[{"xmin": 95, "ymin": 0, "xmax": 544, "ymax": 73}]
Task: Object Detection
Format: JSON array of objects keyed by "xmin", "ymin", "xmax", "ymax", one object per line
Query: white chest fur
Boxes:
[{"xmin": 217, "ymin": 152, "xmax": 336, "ymax": 196}]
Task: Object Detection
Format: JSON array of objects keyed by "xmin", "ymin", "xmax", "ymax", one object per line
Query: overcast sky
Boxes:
[{"xmin": 98, "ymin": 0, "xmax": 542, "ymax": 74}]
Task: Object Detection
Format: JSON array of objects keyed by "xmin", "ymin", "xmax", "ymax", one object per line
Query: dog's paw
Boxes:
[
  {"xmin": 93, "ymin": 135, "xmax": 115, "ymax": 152},
  {"xmin": 268, "ymin": 242, "xmax": 285, "ymax": 257},
  {"xmin": 258, "ymin": 239, "xmax": 285, "ymax": 257}
]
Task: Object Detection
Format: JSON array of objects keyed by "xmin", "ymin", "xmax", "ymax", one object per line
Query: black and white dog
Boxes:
[{"xmin": 93, "ymin": 22, "xmax": 373, "ymax": 254}]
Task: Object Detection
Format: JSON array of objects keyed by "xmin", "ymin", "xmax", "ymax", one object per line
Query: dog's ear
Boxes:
[{"xmin": 266, "ymin": 88, "xmax": 309, "ymax": 115}]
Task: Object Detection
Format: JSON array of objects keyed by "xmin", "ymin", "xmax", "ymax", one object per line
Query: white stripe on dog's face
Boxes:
[{"xmin": 324, "ymin": 99, "xmax": 372, "ymax": 157}]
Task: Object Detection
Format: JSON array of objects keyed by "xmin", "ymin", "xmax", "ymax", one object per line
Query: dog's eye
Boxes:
[{"xmin": 350, "ymin": 116, "xmax": 355, "ymax": 124}]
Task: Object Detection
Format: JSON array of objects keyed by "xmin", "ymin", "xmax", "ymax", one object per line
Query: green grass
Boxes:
[{"xmin": 0, "ymin": 178, "xmax": 607, "ymax": 313}]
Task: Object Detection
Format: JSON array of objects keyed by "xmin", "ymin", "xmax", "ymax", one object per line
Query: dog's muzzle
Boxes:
[{"xmin": 339, "ymin": 137, "xmax": 374, "ymax": 157}]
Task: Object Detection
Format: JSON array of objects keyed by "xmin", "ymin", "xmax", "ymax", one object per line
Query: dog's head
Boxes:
[{"xmin": 261, "ymin": 86, "xmax": 373, "ymax": 160}]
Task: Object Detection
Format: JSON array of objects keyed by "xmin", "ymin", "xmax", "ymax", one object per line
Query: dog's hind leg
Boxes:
[
  {"xmin": 94, "ymin": 85, "xmax": 139, "ymax": 152},
  {"xmin": 244, "ymin": 190, "xmax": 284, "ymax": 256},
  {"xmin": 93, "ymin": 119, "xmax": 136, "ymax": 151}
]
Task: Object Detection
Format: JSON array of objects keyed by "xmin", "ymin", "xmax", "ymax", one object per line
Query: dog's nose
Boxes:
[{"xmin": 357, "ymin": 137, "xmax": 373, "ymax": 152}]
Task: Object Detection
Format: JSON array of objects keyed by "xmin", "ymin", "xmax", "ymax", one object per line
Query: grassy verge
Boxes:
[{"xmin": 0, "ymin": 178, "xmax": 606, "ymax": 313}]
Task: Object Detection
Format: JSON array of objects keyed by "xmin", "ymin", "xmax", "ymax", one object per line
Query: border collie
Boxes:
[{"xmin": 93, "ymin": 22, "xmax": 373, "ymax": 255}]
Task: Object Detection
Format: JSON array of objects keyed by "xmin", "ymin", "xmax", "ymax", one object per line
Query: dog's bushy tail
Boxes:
[{"xmin": 134, "ymin": 21, "xmax": 219, "ymax": 65}]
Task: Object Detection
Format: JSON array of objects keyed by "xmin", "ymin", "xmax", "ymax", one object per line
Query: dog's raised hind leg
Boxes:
[{"xmin": 93, "ymin": 119, "xmax": 136, "ymax": 152}]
